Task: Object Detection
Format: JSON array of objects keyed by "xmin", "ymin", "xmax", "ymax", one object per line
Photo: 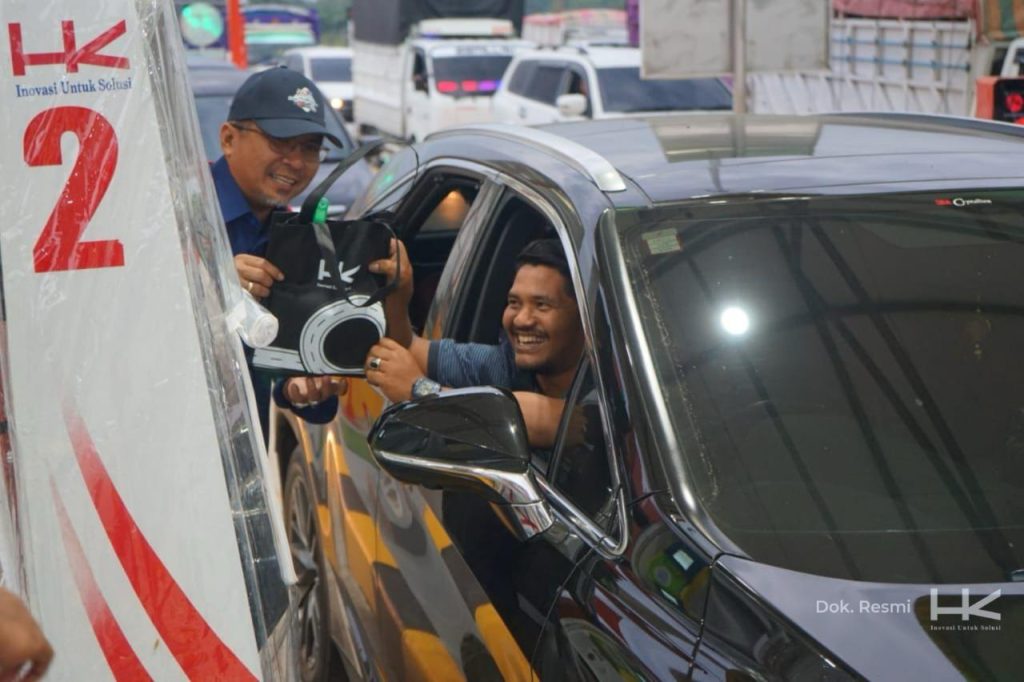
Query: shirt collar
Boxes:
[{"xmin": 211, "ymin": 156, "xmax": 254, "ymax": 224}]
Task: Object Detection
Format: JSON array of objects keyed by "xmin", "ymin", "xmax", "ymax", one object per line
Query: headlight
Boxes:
[{"xmin": 330, "ymin": 97, "xmax": 344, "ymax": 110}]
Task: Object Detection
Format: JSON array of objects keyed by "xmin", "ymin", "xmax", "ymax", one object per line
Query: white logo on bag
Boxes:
[
  {"xmin": 318, "ymin": 259, "xmax": 359, "ymax": 285},
  {"xmin": 288, "ymin": 87, "xmax": 318, "ymax": 113}
]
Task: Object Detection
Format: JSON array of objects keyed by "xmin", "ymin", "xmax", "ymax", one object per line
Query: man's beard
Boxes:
[
  {"xmin": 514, "ymin": 353, "xmax": 554, "ymax": 375},
  {"xmin": 257, "ymin": 194, "xmax": 289, "ymax": 209}
]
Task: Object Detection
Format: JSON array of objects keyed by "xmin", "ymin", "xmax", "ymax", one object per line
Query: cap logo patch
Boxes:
[{"xmin": 288, "ymin": 87, "xmax": 318, "ymax": 113}]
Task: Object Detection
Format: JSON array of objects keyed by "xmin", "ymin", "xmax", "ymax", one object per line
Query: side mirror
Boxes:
[
  {"xmin": 369, "ymin": 387, "xmax": 554, "ymax": 540},
  {"xmin": 556, "ymin": 93, "xmax": 588, "ymax": 118}
]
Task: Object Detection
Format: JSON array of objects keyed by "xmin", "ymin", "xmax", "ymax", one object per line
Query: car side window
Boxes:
[
  {"xmin": 525, "ymin": 64, "xmax": 566, "ymax": 105},
  {"xmin": 412, "ymin": 50, "xmax": 428, "ymax": 91},
  {"xmin": 549, "ymin": 359, "xmax": 616, "ymax": 532},
  {"xmin": 507, "ymin": 60, "xmax": 537, "ymax": 96},
  {"xmin": 565, "ymin": 67, "xmax": 592, "ymax": 110}
]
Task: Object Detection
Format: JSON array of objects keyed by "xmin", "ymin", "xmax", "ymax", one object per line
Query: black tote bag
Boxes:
[{"xmin": 252, "ymin": 141, "xmax": 397, "ymax": 376}]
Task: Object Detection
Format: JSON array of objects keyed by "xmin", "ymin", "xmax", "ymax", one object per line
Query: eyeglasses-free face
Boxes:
[{"xmin": 230, "ymin": 122, "xmax": 328, "ymax": 163}]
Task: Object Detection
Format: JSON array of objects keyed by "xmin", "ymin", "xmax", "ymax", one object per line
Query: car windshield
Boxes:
[
  {"xmin": 596, "ymin": 67, "xmax": 731, "ymax": 112},
  {"xmin": 620, "ymin": 191, "xmax": 1024, "ymax": 584},
  {"xmin": 432, "ymin": 55, "xmax": 512, "ymax": 95},
  {"xmin": 310, "ymin": 57, "xmax": 351, "ymax": 82},
  {"xmin": 192, "ymin": 91, "xmax": 352, "ymax": 163}
]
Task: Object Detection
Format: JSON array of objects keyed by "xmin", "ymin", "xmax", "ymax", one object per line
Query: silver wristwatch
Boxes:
[{"xmin": 411, "ymin": 376, "xmax": 441, "ymax": 399}]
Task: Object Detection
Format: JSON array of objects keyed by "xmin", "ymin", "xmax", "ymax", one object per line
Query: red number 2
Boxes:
[{"xmin": 24, "ymin": 106, "xmax": 124, "ymax": 272}]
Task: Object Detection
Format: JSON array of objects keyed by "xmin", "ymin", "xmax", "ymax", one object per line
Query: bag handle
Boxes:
[
  {"xmin": 299, "ymin": 139, "xmax": 386, "ymax": 223},
  {"xmin": 311, "ymin": 220, "xmax": 399, "ymax": 309}
]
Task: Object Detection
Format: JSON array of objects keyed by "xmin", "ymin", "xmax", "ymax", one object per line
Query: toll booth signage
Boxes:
[{"xmin": 0, "ymin": 0, "xmax": 277, "ymax": 678}]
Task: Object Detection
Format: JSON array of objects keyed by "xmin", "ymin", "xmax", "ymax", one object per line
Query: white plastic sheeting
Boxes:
[{"xmin": 0, "ymin": 0, "xmax": 294, "ymax": 678}]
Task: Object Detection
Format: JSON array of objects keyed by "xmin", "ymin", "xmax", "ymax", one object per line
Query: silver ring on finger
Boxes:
[
  {"xmin": 246, "ymin": 280, "xmax": 254, "ymax": 293},
  {"xmin": 368, "ymin": 356, "xmax": 383, "ymax": 371}
]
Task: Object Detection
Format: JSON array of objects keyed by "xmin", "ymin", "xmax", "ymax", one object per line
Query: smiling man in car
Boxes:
[
  {"xmin": 365, "ymin": 238, "xmax": 584, "ymax": 447},
  {"xmin": 212, "ymin": 67, "xmax": 346, "ymax": 441}
]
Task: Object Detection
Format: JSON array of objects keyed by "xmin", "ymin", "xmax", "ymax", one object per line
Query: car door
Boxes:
[
  {"xmin": 348, "ymin": 164, "xmax": 536, "ymax": 681},
  {"xmin": 444, "ymin": 261, "xmax": 705, "ymax": 679},
  {"xmin": 366, "ymin": 182, "xmax": 562, "ymax": 681},
  {"xmin": 523, "ymin": 294, "xmax": 710, "ymax": 681},
  {"xmin": 519, "ymin": 61, "xmax": 569, "ymax": 125},
  {"xmin": 382, "ymin": 183, "xmax": 712, "ymax": 680},
  {"xmin": 493, "ymin": 58, "xmax": 537, "ymax": 124}
]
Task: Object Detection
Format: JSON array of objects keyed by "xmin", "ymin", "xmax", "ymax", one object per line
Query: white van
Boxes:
[{"xmin": 493, "ymin": 45, "xmax": 732, "ymax": 126}]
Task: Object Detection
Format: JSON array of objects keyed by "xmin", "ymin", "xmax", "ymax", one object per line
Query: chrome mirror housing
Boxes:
[{"xmin": 369, "ymin": 386, "xmax": 554, "ymax": 540}]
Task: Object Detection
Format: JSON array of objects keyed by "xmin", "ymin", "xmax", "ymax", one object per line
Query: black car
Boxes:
[
  {"xmin": 272, "ymin": 113, "xmax": 1024, "ymax": 681},
  {"xmin": 187, "ymin": 60, "xmax": 372, "ymax": 217}
]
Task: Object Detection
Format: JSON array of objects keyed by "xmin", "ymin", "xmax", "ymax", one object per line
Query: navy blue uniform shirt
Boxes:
[{"xmin": 212, "ymin": 157, "xmax": 338, "ymax": 441}]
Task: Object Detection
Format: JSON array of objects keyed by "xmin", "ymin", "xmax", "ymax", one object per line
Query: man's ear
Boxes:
[{"xmin": 219, "ymin": 122, "xmax": 235, "ymax": 156}]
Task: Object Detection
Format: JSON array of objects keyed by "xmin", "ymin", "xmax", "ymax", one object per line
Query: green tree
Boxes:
[{"xmin": 317, "ymin": 0, "xmax": 351, "ymax": 45}]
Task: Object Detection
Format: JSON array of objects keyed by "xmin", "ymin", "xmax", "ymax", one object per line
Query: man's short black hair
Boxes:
[{"xmin": 515, "ymin": 238, "xmax": 574, "ymax": 299}]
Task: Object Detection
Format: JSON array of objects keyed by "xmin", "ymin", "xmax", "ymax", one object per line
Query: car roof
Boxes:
[
  {"xmin": 516, "ymin": 45, "xmax": 640, "ymax": 68},
  {"xmin": 415, "ymin": 38, "xmax": 532, "ymax": 52},
  {"xmin": 533, "ymin": 113, "xmax": 1024, "ymax": 202}
]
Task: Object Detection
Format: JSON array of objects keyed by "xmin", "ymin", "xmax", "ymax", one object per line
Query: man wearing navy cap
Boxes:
[{"xmin": 212, "ymin": 67, "xmax": 344, "ymax": 441}]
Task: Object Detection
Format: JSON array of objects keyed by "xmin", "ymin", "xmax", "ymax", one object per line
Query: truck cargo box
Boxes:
[
  {"xmin": 352, "ymin": 0, "xmax": 523, "ymax": 44},
  {"xmin": 834, "ymin": 0, "xmax": 1024, "ymax": 40}
]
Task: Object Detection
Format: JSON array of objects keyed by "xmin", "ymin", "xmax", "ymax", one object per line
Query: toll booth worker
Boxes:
[{"xmin": 212, "ymin": 67, "xmax": 345, "ymax": 443}]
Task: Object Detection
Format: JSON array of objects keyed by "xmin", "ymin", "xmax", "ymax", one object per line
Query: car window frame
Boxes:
[
  {"xmin": 431, "ymin": 167, "xmax": 629, "ymax": 555},
  {"xmin": 506, "ymin": 58, "xmax": 537, "ymax": 96},
  {"xmin": 544, "ymin": 293, "xmax": 625, "ymax": 533},
  {"xmin": 524, "ymin": 61, "xmax": 569, "ymax": 106}
]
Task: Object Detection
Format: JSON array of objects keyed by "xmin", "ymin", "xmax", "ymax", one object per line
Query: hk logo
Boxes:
[
  {"xmin": 929, "ymin": 588, "xmax": 1001, "ymax": 621},
  {"xmin": 318, "ymin": 259, "xmax": 359, "ymax": 285},
  {"xmin": 8, "ymin": 20, "xmax": 129, "ymax": 76}
]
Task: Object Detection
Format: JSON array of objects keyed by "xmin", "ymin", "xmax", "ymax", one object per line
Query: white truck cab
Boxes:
[
  {"xmin": 353, "ymin": 18, "xmax": 532, "ymax": 142},
  {"xmin": 1001, "ymin": 38, "xmax": 1024, "ymax": 76}
]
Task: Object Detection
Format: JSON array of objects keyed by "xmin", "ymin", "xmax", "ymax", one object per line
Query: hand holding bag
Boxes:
[{"xmin": 252, "ymin": 142, "xmax": 398, "ymax": 376}]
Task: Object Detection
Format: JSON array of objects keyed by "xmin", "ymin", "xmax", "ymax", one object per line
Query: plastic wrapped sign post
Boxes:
[{"xmin": 0, "ymin": 0, "xmax": 294, "ymax": 679}]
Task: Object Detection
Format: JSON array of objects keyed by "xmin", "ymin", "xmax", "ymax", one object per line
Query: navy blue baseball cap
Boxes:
[{"xmin": 228, "ymin": 66, "xmax": 341, "ymax": 146}]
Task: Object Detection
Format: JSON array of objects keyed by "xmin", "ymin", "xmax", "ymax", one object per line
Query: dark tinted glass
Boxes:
[
  {"xmin": 596, "ymin": 67, "xmax": 731, "ymax": 112},
  {"xmin": 507, "ymin": 60, "xmax": 537, "ymax": 95},
  {"xmin": 551, "ymin": 362, "xmax": 615, "ymax": 529},
  {"xmin": 310, "ymin": 57, "xmax": 351, "ymax": 82},
  {"xmin": 620, "ymin": 191, "xmax": 1024, "ymax": 583},
  {"xmin": 525, "ymin": 64, "xmax": 565, "ymax": 104},
  {"xmin": 432, "ymin": 56, "xmax": 512, "ymax": 95}
]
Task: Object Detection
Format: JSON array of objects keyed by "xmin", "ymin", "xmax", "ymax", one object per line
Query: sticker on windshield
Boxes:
[
  {"xmin": 643, "ymin": 228, "xmax": 681, "ymax": 255},
  {"xmin": 934, "ymin": 197, "xmax": 993, "ymax": 207}
]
